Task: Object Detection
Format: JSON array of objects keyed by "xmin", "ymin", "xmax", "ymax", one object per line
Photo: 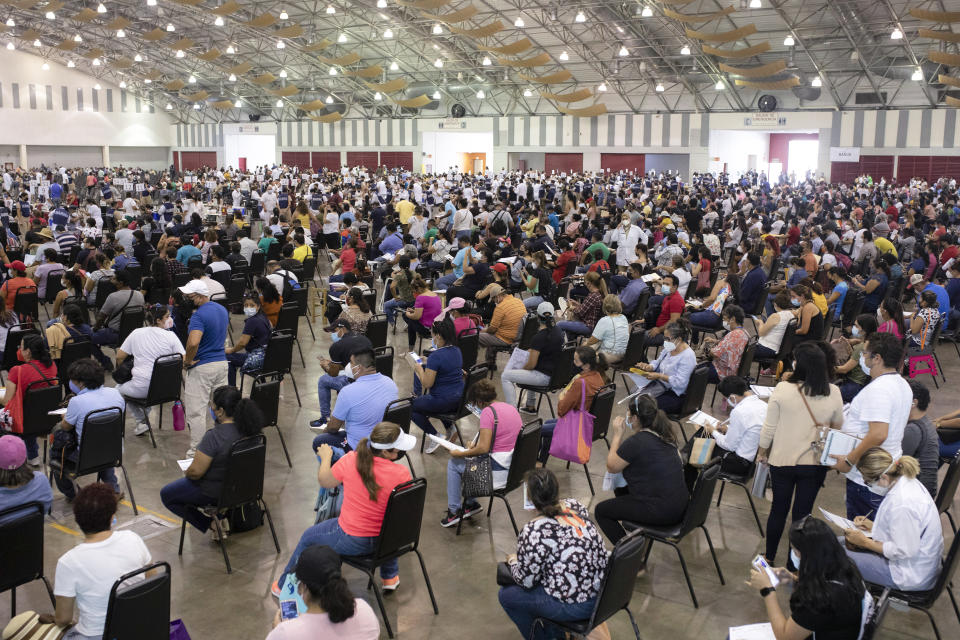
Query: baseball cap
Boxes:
[
  {"xmin": 910, "ymin": 274, "xmax": 924, "ymax": 286},
  {"xmin": 443, "ymin": 297, "xmax": 466, "ymax": 312},
  {"xmin": 0, "ymin": 435, "xmax": 27, "ymax": 470},
  {"xmin": 491, "ymin": 262, "xmax": 508, "ymax": 274},
  {"xmin": 487, "ymin": 284, "xmax": 504, "ymax": 298},
  {"xmin": 178, "ymin": 280, "xmax": 210, "ymax": 297},
  {"xmin": 294, "ymin": 545, "xmax": 343, "ymax": 589},
  {"xmin": 537, "ymin": 301, "xmax": 555, "ymax": 318},
  {"xmin": 4, "ymin": 260, "xmax": 25, "ymax": 272},
  {"xmin": 333, "ymin": 317, "xmax": 353, "ymax": 330}
]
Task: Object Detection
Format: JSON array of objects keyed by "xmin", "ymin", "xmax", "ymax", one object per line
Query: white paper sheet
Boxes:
[
  {"xmin": 641, "ymin": 273, "xmax": 660, "ymax": 283},
  {"xmin": 425, "ymin": 434, "xmax": 467, "ymax": 453},
  {"xmin": 47, "ymin": 407, "xmax": 68, "ymax": 416},
  {"xmin": 177, "ymin": 458, "xmax": 193, "ymax": 471},
  {"xmin": 750, "ymin": 385, "xmax": 774, "ymax": 399},
  {"xmin": 819, "ymin": 507, "xmax": 873, "ymax": 537},
  {"xmin": 728, "ymin": 623, "xmax": 776, "ymax": 640}
]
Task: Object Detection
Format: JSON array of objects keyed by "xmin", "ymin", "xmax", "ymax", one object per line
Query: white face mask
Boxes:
[
  {"xmin": 722, "ymin": 320, "xmax": 731, "ymax": 331},
  {"xmin": 790, "ymin": 549, "xmax": 801, "ymax": 570},
  {"xmin": 662, "ymin": 340, "xmax": 676, "ymax": 352},
  {"xmin": 851, "ymin": 325, "xmax": 860, "ymax": 337},
  {"xmin": 243, "ymin": 307, "xmax": 257, "ymax": 317},
  {"xmin": 726, "ymin": 395, "xmax": 738, "ymax": 408},
  {"xmin": 859, "ymin": 352, "xmax": 872, "ymax": 376}
]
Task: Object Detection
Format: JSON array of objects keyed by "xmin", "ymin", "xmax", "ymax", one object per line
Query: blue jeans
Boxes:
[
  {"xmin": 689, "ymin": 310, "xmax": 721, "ymax": 328},
  {"xmin": 160, "ymin": 476, "xmax": 217, "ymax": 532},
  {"xmin": 311, "ymin": 431, "xmax": 349, "ymax": 458},
  {"xmin": 226, "ymin": 351, "xmax": 248, "ymax": 386},
  {"xmin": 384, "ymin": 298, "xmax": 410, "ymax": 324},
  {"xmin": 446, "ymin": 456, "xmax": 506, "ymax": 512},
  {"xmin": 498, "ymin": 585, "xmax": 596, "ymax": 640},
  {"xmin": 538, "ymin": 419, "xmax": 557, "ymax": 463},
  {"xmin": 411, "ymin": 393, "xmax": 460, "ymax": 436},
  {"xmin": 91, "ymin": 327, "xmax": 119, "ymax": 366},
  {"xmin": 54, "ymin": 449, "xmax": 118, "ymax": 499},
  {"xmin": 279, "ymin": 518, "xmax": 397, "ymax": 589},
  {"xmin": 941, "ymin": 438, "xmax": 960, "ymax": 459},
  {"xmin": 556, "ymin": 320, "xmax": 590, "ymax": 340},
  {"xmin": 842, "ymin": 536, "xmax": 897, "ymax": 588},
  {"xmin": 316, "ymin": 374, "xmax": 352, "ymax": 421},
  {"xmin": 435, "ymin": 273, "xmax": 458, "ymax": 290},
  {"xmin": 839, "ymin": 380, "xmax": 864, "ymax": 404},
  {"xmin": 845, "ymin": 479, "xmax": 885, "ymax": 519}
]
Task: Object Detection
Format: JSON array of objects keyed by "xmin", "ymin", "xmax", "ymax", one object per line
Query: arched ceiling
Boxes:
[{"xmin": 1, "ymin": 0, "xmax": 958, "ymax": 123}]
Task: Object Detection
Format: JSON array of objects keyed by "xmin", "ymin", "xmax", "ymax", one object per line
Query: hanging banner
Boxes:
[{"xmin": 830, "ymin": 147, "xmax": 860, "ymax": 162}]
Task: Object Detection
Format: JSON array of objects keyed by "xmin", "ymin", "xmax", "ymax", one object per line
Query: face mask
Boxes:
[
  {"xmin": 622, "ymin": 220, "xmax": 630, "ymax": 228},
  {"xmin": 243, "ymin": 307, "xmax": 257, "ymax": 318},
  {"xmin": 331, "ymin": 331, "xmax": 341, "ymax": 343},
  {"xmin": 15, "ymin": 348, "xmax": 25, "ymax": 362},
  {"xmin": 791, "ymin": 299, "xmax": 801, "ymax": 307},
  {"xmin": 722, "ymin": 320, "xmax": 731, "ymax": 331},
  {"xmin": 162, "ymin": 316, "xmax": 174, "ymax": 329},
  {"xmin": 430, "ymin": 338, "xmax": 438, "ymax": 350},
  {"xmin": 726, "ymin": 396, "xmax": 738, "ymax": 408},
  {"xmin": 876, "ymin": 309, "xmax": 883, "ymax": 322},
  {"xmin": 69, "ymin": 381, "xmax": 81, "ymax": 395},
  {"xmin": 789, "ymin": 549, "xmax": 801, "ymax": 570},
  {"xmin": 859, "ymin": 353, "xmax": 872, "ymax": 376},
  {"xmin": 209, "ymin": 407, "xmax": 218, "ymax": 423},
  {"xmin": 661, "ymin": 284, "xmax": 671, "ymax": 295},
  {"xmin": 662, "ymin": 340, "xmax": 676, "ymax": 352}
]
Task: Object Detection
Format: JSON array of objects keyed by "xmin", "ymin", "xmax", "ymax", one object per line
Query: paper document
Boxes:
[
  {"xmin": 177, "ymin": 458, "xmax": 193, "ymax": 472},
  {"xmin": 425, "ymin": 434, "xmax": 467, "ymax": 453},
  {"xmin": 686, "ymin": 410, "xmax": 720, "ymax": 428},
  {"xmin": 750, "ymin": 385, "xmax": 774, "ymax": 399},
  {"xmin": 819, "ymin": 429, "xmax": 861, "ymax": 466},
  {"xmin": 686, "ymin": 299, "xmax": 703, "ymax": 309},
  {"xmin": 728, "ymin": 623, "xmax": 776, "ymax": 640},
  {"xmin": 498, "ymin": 256, "xmax": 517, "ymax": 264},
  {"xmin": 618, "ymin": 373, "xmax": 653, "ymax": 404},
  {"xmin": 819, "ymin": 507, "xmax": 873, "ymax": 537},
  {"xmin": 47, "ymin": 407, "xmax": 68, "ymax": 416},
  {"xmin": 641, "ymin": 273, "xmax": 660, "ymax": 283}
]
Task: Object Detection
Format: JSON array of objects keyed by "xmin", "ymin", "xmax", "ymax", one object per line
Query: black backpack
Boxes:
[{"xmin": 490, "ymin": 209, "xmax": 509, "ymax": 236}]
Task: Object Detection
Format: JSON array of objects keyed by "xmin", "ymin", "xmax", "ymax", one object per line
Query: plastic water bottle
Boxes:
[{"xmin": 172, "ymin": 400, "xmax": 186, "ymax": 431}]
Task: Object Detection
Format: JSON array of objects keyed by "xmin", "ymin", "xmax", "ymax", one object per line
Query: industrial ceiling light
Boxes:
[
  {"xmin": 97, "ymin": 3, "xmax": 107, "ymax": 13},
  {"xmin": 377, "ymin": 0, "xmax": 387, "ymax": 7},
  {"xmin": 434, "ymin": 58, "xmax": 443, "ymax": 67},
  {"xmin": 279, "ymin": 10, "xmax": 288, "ymax": 20},
  {"xmin": 890, "ymin": 27, "xmax": 903, "ymax": 40},
  {"xmin": 228, "ymin": 73, "xmax": 236, "ymax": 81},
  {"xmin": 911, "ymin": 67, "xmax": 923, "ymax": 81},
  {"xmin": 597, "ymin": 82, "xmax": 607, "ymax": 92},
  {"xmin": 166, "ymin": 23, "xmax": 175, "ymax": 32},
  {"xmin": 279, "ymin": 69, "xmax": 287, "ymax": 77},
  {"xmin": 74, "ymin": 34, "xmax": 83, "ymax": 42},
  {"xmin": 476, "ymin": 89, "xmax": 484, "ymax": 98},
  {"xmin": 389, "ymin": 61, "xmax": 399, "ymax": 70},
  {"xmin": 326, "ymin": 5, "xmax": 335, "ymax": 14},
  {"xmin": 641, "ymin": 5, "xmax": 653, "ymax": 17},
  {"xmin": 226, "ymin": 45, "xmax": 235, "ymax": 54},
  {"xmin": 33, "ymin": 39, "xmax": 41, "ymax": 47},
  {"xmin": 482, "ymin": 56, "xmax": 491, "ymax": 66},
  {"xmin": 92, "ymin": 58, "xmax": 101, "ymax": 66},
  {"xmin": 680, "ymin": 45, "xmax": 690, "ymax": 55},
  {"xmin": 117, "ymin": 29, "xmax": 126, "ymax": 38},
  {"xmin": 276, "ymin": 40, "xmax": 285, "ymax": 48},
  {"xmin": 67, "ymin": 60, "xmax": 75, "ymax": 67},
  {"xmin": 749, "ymin": 0, "xmax": 761, "ymax": 7},
  {"xmin": 715, "ymin": 79, "xmax": 724, "ymax": 90},
  {"xmin": 433, "ymin": 24, "xmax": 442, "ymax": 34},
  {"xmin": 523, "ymin": 88, "xmax": 532, "ymax": 96},
  {"xmin": 41, "ymin": 62, "xmax": 49, "ymax": 70},
  {"xmin": 276, "ymin": 99, "xmax": 283, "ymax": 107},
  {"xmin": 234, "ymin": 99, "xmax": 241, "ymax": 107},
  {"xmin": 175, "ymin": 49, "xmax": 185, "ymax": 58},
  {"xmin": 432, "ymin": 90, "xmax": 440, "ymax": 99},
  {"xmin": 338, "ymin": 32, "xmax": 347, "ymax": 42},
  {"xmin": 5, "ymin": 18, "xmax": 13, "ymax": 27},
  {"xmin": 188, "ymin": 75, "xmax": 196, "ymax": 83},
  {"xmin": 329, "ymin": 67, "xmax": 337, "ymax": 75},
  {"xmin": 147, "ymin": 0, "xmax": 156, "ymax": 5},
  {"xmin": 134, "ymin": 53, "xmax": 142, "ymax": 61},
  {"xmin": 383, "ymin": 28, "xmax": 393, "ymax": 38},
  {"xmin": 325, "ymin": 95, "xmax": 333, "ymax": 103},
  {"xmin": 514, "ymin": 16, "xmax": 524, "ymax": 28},
  {"xmin": 655, "ymin": 82, "xmax": 664, "ymax": 91},
  {"xmin": 144, "ymin": 78, "xmax": 151, "ymax": 83},
  {"xmin": 811, "ymin": 76, "xmax": 822, "ymax": 87},
  {"xmin": 94, "ymin": 83, "xmax": 101, "ymax": 90},
  {"xmin": 4, "ymin": 42, "xmax": 12, "ymax": 50},
  {"xmin": 45, "ymin": 11, "xmax": 54, "ymax": 19},
  {"xmin": 574, "ymin": 10, "xmax": 585, "ymax": 23},
  {"xmin": 783, "ymin": 35, "xmax": 794, "ymax": 46},
  {"xmin": 375, "ymin": 91, "xmax": 383, "ymax": 100},
  {"xmin": 214, "ymin": 16, "xmax": 224, "ymax": 26},
  {"xmin": 619, "ymin": 46, "xmax": 628, "ymax": 57},
  {"xmin": 118, "ymin": 80, "xmax": 125, "ymax": 87},
  {"xmin": 559, "ymin": 50, "xmax": 569, "ymax": 61},
  {"xmin": 165, "ymin": 102, "xmax": 172, "ymax": 110}
]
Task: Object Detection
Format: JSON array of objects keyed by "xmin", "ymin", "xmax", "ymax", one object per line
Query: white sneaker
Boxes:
[
  {"xmin": 445, "ymin": 425, "xmax": 458, "ymax": 442},
  {"xmin": 185, "ymin": 447, "xmax": 196, "ymax": 459},
  {"xmin": 133, "ymin": 423, "xmax": 150, "ymax": 436},
  {"xmin": 424, "ymin": 437, "xmax": 442, "ymax": 454},
  {"xmin": 26, "ymin": 457, "xmax": 41, "ymax": 468}
]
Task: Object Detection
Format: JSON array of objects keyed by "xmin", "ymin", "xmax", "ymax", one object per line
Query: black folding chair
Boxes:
[
  {"xmin": 456, "ymin": 326, "xmax": 481, "ymax": 370},
  {"xmin": 936, "ymin": 452, "xmax": 960, "ymax": 534},
  {"xmin": 13, "ymin": 286, "xmax": 38, "ymax": 323},
  {"xmin": 94, "ymin": 279, "xmax": 117, "ymax": 310},
  {"xmin": 365, "ymin": 313, "xmax": 388, "ymax": 349},
  {"xmin": 48, "ymin": 407, "xmax": 138, "ymax": 515},
  {"xmin": 0, "ymin": 324, "xmax": 39, "ymax": 383},
  {"xmin": 516, "ymin": 342, "xmax": 577, "ymax": 418},
  {"xmin": 457, "ymin": 419, "xmax": 542, "ymax": 536},
  {"xmin": 341, "ymin": 478, "xmax": 438, "ymax": 638},
  {"xmin": 251, "ymin": 374, "xmax": 292, "ymax": 467},
  {"xmin": 58, "ymin": 336, "xmax": 93, "ymax": 387},
  {"xmin": 531, "ymin": 529, "xmax": 646, "ymax": 640},
  {"xmin": 122, "ymin": 354, "xmax": 183, "ymax": 449},
  {"xmin": 275, "ymin": 303, "xmax": 305, "ymax": 367},
  {"xmin": 623, "ymin": 461, "xmax": 725, "ymax": 608},
  {"xmin": 374, "ymin": 345, "xmax": 394, "ymax": 378},
  {"xmin": 383, "ymin": 396, "xmax": 416, "ymax": 477},
  {"xmin": 716, "ymin": 459, "xmax": 766, "ymax": 536},
  {"xmin": 241, "ymin": 331, "xmax": 301, "ymax": 406},
  {"xmin": 0, "ymin": 502, "xmax": 55, "ymax": 617},
  {"xmin": 290, "ymin": 286, "xmax": 315, "ymax": 340},
  {"xmin": 422, "ymin": 364, "xmax": 489, "ymax": 451},
  {"xmin": 711, "ymin": 340, "xmax": 756, "ymax": 406},
  {"xmin": 177, "ymin": 434, "xmax": 280, "ymax": 574},
  {"xmin": 40, "ymin": 268, "xmax": 64, "ymax": 320},
  {"xmin": 569, "ymin": 383, "xmax": 616, "ymax": 496},
  {"xmin": 663, "ymin": 365, "xmax": 711, "ymax": 443},
  {"xmin": 22, "ymin": 377, "xmax": 63, "ymax": 465},
  {"xmin": 101, "ymin": 562, "xmax": 171, "ymax": 640},
  {"xmin": 114, "ymin": 306, "xmax": 146, "ymax": 347}
]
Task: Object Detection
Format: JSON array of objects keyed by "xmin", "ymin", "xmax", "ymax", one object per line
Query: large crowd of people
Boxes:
[{"xmin": 0, "ymin": 160, "xmax": 958, "ymax": 639}]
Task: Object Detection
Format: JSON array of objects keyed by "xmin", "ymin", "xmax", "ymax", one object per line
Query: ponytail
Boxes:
[
  {"xmin": 317, "ymin": 576, "xmax": 356, "ymax": 624},
  {"xmin": 349, "ymin": 286, "xmax": 370, "ymax": 313},
  {"xmin": 212, "ymin": 387, "xmax": 264, "ymax": 436},
  {"xmin": 629, "ymin": 393, "xmax": 678, "ymax": 446},
  {"xmin": 355, "ymin": 422, "xmax": 403, "ymax": 501},
  {"xmin": 575, "ymin": 345, "xmax": 609, "ymax": 381}
]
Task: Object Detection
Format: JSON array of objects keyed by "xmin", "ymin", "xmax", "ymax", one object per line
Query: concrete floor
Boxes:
[{"xmin": 2, "ymin": 297, "xmax": 958, "ymax": 639}]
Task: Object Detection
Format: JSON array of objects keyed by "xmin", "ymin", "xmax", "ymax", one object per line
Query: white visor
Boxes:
[{"xmin": 369, "ymin": 432, "xmax": 417, "ymax": 451}]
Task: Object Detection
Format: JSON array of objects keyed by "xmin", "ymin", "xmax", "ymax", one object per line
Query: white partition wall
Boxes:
[{"xmin": 223, "ymin": 122, "xmax": 278, "ymax": 170}]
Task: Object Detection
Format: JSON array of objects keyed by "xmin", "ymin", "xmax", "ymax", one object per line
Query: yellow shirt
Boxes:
[
  {"xmin": 874, "ymin": 236, "xmax": 898, "ymax": 258},
  {"xmin": 297, "ymin": 212, "xmax": 312, "ymax": 229},
  {"xmin": 292, "ymin": 244, "xmax": 313, "ymax": 262},
  {"xmin": 812, "ymin": 292, "xmax": 828, "ymax": 317},
  {"xmin": 396, "ymin": 200, "xmax": 415, "ymax": 225}
]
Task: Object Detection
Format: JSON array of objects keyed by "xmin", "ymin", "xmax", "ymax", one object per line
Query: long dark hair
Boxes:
[
  {"xmin": 22, "ymin": 334, "xmax": 53, "ymax": 368},
  {"xmin": 211, "ymin": 386, "xmax": 264, "ymax": 436},
  {"xmin": 256, "ymin": 277, "xmax": 281, "ymax": 304},
  {"xmin": 347, "ymin": 286, "xmax": 370, "ymax": 313},
  {"xmin": 62, "ymin": 269, "xmax": 84, "ymax": 295},
  {"xmin": 355, "ymin": 422, "xmax": 403, "ymax": 501},
  {"xmin": 525, "ymin": 468, "xmax": 563, "ymax": 518},
  {"xmin": 575, "ymin": 345, "xmax": 609, "ymax": 381},
  {"xmin": 628, "ymin": 394, "xmax": 678, "ymax": 446},
  {"xmin": 789, "ymin": 517, "xmax": 865, "ymax": 617},
  {"xmin": 431, "ymin": 315, "xmax": 457, "ymax": 346},
  {"xmin": 295, "ymin": 548, "xmax": 356, "ymax": 624},
  {"xmin": 790, "ymin": 342, "xmax": 831, "ymax": 396}
]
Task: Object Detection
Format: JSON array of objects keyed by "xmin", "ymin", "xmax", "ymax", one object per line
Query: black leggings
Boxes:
[
  {"xmin": 594, "ymin": 489, "xmax": 685, "ymax": 544},
  {"xmin": 765, "ymin": 465, "xmax": 828, "ymax": 563},
  {"xmin": 407, "ymin": 320, "xmax": 432, "ymax": 349}
]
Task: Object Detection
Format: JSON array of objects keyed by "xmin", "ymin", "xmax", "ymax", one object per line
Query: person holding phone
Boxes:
[{"xmin": 266, "ymin": 546, "xmax": 379, "ymax": 639}]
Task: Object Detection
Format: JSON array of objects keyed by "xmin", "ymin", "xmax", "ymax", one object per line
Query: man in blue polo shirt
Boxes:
[
  {"xmin": 911, "ymin": 273, "xmax": 950, "ymax": 328},
  {"xmin": 312, "ymin": 348, "xmax": 397, "ymax": 458},
  {"xmin": 180, "ymin": 279, "xmax": 229, "ymax": 457}
]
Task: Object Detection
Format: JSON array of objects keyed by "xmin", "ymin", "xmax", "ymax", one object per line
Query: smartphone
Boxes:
[
  {"xmin": 751, "ymin": 554, "xmax": 780, "ymax": 587},
  {"xmin": 279, "ymin": 599, "xmax": 299, "ymax": 620},
  {"xmin": 408, "ymin": 352, "xmax": 423, "ymax": 365}
]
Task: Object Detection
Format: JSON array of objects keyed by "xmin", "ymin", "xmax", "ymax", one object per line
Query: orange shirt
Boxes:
[
  {"xmin": 260, "ymin": 296, "xmax": 283, "ymax": 326},
  {"xmin": 331, "ymin": 451, "xmax": 412, "ymax": 537},
  {"xmin": 1, "ymin": 277, "xmax": 36, "ymax": 311}
]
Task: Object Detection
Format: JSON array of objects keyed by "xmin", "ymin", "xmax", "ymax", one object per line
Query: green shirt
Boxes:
[
  {"xmin": 258, "ymin": 237, "xmax": 278, "ymax": 252},
  {"xmin": 587, "ymin": 241, "xmax": 610, "ymax": 260},
  {"xmin": 423, "ymin": 228, "xmax": 439, "ymax": 244},
  {"xmin": 847, "ymin": 342, "xmax": 870, "ymax": 385}
]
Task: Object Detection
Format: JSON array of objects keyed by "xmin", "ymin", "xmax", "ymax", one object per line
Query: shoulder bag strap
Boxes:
[
  {"xmin": 578, "ymin": 377, "xmax": 588, "ymax": 412},
  {"xmin": 796, "ymin": 385, "xmax": 826, "ymax": 427},
  {"xmin": 25, "ymin": 360, "xmax": 55, "ymax": 385},
  {"xmin": 488, "ymin": 405, "xmax": 499, "ymax": 446}
]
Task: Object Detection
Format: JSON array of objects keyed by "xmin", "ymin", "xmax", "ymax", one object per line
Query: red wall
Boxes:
[
  {"xmin": 544, "ymin": 153, "xmax": 583, "ymax": 175},
  {"xmin": 767, "ymin": 133, "xmax": 819, "ymax": 175},
  {"xmin": 172, "ymin": 151, "xmax": 180, "ymax": 173},
  {"xmin": 830, "ymin": 155, "xmax": 895, "ymax": 184},
  {"xmin": 179, "ymin": 151, "xmax": 217, "ymax": 171},
  {"xmin": 600, "ymin": 153, "xmax": 645, "ymax": 175},
  {"xmin": 311, "ymin": 152, "xmax": 341, "ymax": 170},
  {"xmin": 379, "ymin": 151, "xmax": 413, "ymax": 170},
  {"xmin": 280, "ymin": 151, "xmax": 310, "ymax": 168},
  {"xmin": 347, "ymin": 151, "xmax": 379, "ymax": 168},
  {"xmin": 895, "ymin": 156, "xmax": 960, "ymax": 183}
]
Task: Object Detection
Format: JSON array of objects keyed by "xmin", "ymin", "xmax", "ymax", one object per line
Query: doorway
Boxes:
[
  {"xmin": 788, "ymin": 139, "xmax": 820, "ymax": 180},
  {"xmin": 461, "ymin": 152, "xmax": 486, "ymax": 174}
]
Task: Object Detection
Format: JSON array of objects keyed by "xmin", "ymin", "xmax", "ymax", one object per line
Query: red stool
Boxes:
[{"xmin": 907, "ymin": 354, "xmax": 939, "ymax": 388}]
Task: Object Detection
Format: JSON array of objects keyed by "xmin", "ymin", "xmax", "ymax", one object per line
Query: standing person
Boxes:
[
  {"xmin": 179, "ymin": 279, "xmax": 229, "ymax": 458},
  {"xmin": 832, "ymin": 331, "xmax": 912, "ymax": 519},
  {"xmin": 757, "ymin": 342, "xmax": 845, "ymax": 565}
]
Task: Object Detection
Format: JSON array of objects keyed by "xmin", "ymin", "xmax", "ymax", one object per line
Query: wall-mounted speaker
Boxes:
[{"xmin": 451, "ymin": 103, "xmax": 466, "ymax": 118}]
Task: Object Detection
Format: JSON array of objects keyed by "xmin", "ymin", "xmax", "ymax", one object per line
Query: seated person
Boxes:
[
  {"xmin": 271, "ymin": 423, "xmax": 415, "ymax": 597},
  {"xmin": 309, "ymin": 318, "xmax": 373, "ymax": 429},
  {"xmin": 90, "ymin": 270, "xmax": 144, "ymax": 369},
  {"xmin": 835, "ymin": 313, "xmax": 876, "ymax": 403},
  {"xmin": 900, "ymin": 380, "xmax": 939, "ymax": 498},
  {"xmin": 640, "ymin": 273, "xmax": 684, "ymax": 353},
  {"xmin": 0, "ymin": 334, "xmax": 58, "ymax": 465},
  {"xmin": 538, "ymin": 347, "xmax": 608, "ymax": 464},
  {"xmin": 557, "ymin": 271, "xmax": 606, "ymax": 340},
  {"xmin": 409, "ymin": 318, "xmax": 465, "ymax": 454},
  {"xmin": 441, "ymin": 380, "xmax": 522, "ymax": 527},
  {"xmin": 755, "ymin": 292, "xmax": 795, "ymax": 360},
  {"xmin": 688, "ymin": 273, "xmax": 738, "ymax": 338},
  {"xmin": 501, "ymin": 302, "xmax": 564, "ymax": 413},
  {"xmin": 225, "ymin": 295, "xmax": 272, "ymax": 387},
  {"xmin": 841, "ymin": 448, "xmax": 944, "ymax": 592},
  {"xmin": 594, "ymin": 394, "xmax": 688, "ymax": 546},
  {"xmin": 747, "ymin": 517, "xmax": 869, "ymax": 640},
  {"xmin": 701, "ymin": 305, "xmax": 749, "ymax": 383},
  {"xmin": 52, "ymin": 360, "xmax": 126, "ymax": 500},
  {"xmin": 584, "ymin": 295, "xmax": 629, "ymax": 363},
  {"xmin": 499, "ymin": 469, "xmax": 609, "ymax": 639},
  {"xmin": 706, "ymin": 376, "xmax": 766, "ymax": 475},
  {"xmin": 628, "ymin": 318, "xmax": 697, "ymax": 414},
  {"xmin": 905, "ymin": 290, "xmax": 941, "ymax": 356},
  {"xmin": 160, "ymin": 387, "xmax": 263, "ymax": 541},
  {"xmin": 0, "ymin": 434, "xmax": 53, "ymax": 521},
  {"xmin": 265, "ymin": 546, "xmax": 380, "ymax": 639}
]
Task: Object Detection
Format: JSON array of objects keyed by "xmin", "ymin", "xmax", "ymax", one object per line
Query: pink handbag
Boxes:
[{"xmin": 548, "ymin": 379, "xmax": 595, "ymax": 464}]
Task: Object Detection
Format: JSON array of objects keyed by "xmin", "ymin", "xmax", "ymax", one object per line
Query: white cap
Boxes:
[
  {"xmin": 179, "ymin": 280, "xmax": 210, "ymax": 297},
  {"xmin": 369, "ymin": 431, "xmax": 417, "ymax": 451}
]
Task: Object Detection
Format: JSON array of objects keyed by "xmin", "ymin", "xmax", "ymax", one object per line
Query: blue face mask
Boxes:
[
  {"xmin": 209, "ymin": 407, "xmax": 218, "ymax": 423},
  {"xmin": 791, "ymin": 299, "xmax": 801, "ymax": 307},
  {"xmin": 661, "ymin": 284, "xmax": 671, "ymax": 295},
  {"xmin": 69, "ymin": 381, "xmax": 81, "ymax": 395},
  {"xmin": 331, "ymin": 331, "xmax": 341, "ymax": 343},
  {"xmin": 430, "ymin": 338, "xmax": 438, "ymax": 350}
]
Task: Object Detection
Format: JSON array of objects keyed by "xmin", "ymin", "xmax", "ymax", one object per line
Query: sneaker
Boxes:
[
  {"xmin": 133, "ymin": 423, "xmax": 150, "ymax": 436},
  {"xmin": 382, "ymin": 576, "xmax": 400, "ymax": 592},
  {"xmin": 424, "ymin": 437, "xmax": 442, "ymax": 455},
  {"xmin": 462, "ymin": 502, "xmax": 484, "ymax": 519},
  {"xmin": 308, "ymin": 418, "xmax": 328, "ymax": 432},
  {"xmin": 440, "ymin": 510, "xmax": 462, "ymax": 528},
  {"xmin": 26, "ymin": 457, "xmax": 41, "ymax": 468}
]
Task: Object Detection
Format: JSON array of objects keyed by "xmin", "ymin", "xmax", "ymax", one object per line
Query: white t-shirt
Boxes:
[
  {"xmin": 54, "ymin": 530, "xmax": 152, "ymax": 636},
  {"xmin": 842, "ymin": 372, "xmax": 912, "ymax": 487},
  {"xmin": 120, "ymin": 326, "xmax": 186, "ymax": 386},
  {"xmin": 208, "ymin": 261, "xmax": 231, "ymax": 274},
  {"xmin": 323, "ymin": 211, "xmax": 339, "ymax": 234},
  {"xmin": 267, "ymin": 270, "xmax": 298, "ymax": 293},
  {"xmin": 265, "ymin": 599, "xmax": 380, "ymax": 640}
]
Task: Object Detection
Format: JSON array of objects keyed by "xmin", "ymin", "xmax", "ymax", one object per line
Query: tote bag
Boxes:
[{"xmin": 548, "ymin": 378, "xmax": 595, "ymax": 464}]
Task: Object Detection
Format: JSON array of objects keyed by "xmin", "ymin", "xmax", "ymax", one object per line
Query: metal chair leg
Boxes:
[
  {"xmin": 739, "ymin": 483, "xmax": 766, "ymax": 536},
  {"xmin": 119, "ymin": 465, "xmax": 138, "ymax": 515},
  {"xmin": 10, "ymin": 586, "xmax": 14, "ymax": 617},
  {"xmin": 716, "ymin": 481, "xmax": 725, "ymax": 507},
  {"xmin": 212, "ymin": 517, "xmax": 232, "ymax": 573},
  {"xmin": 178, "ymin": 519, "xmax": 187, "ymax": 555},
  {"xmin": 367, "ymin": 572, "xmax": 393, "ymax": 638},
  {"xmin": 271, "ymin": 424, "xmax": 292, "ymax": 468},
  {"xmin": 41, "ymin": 575, "xmax": 55, "ymax": 608},
  {"xmin": 946, "ymin": 510, "xmax": 957, "ymax": 534},
  {"xmin": 414, "ymin": 549, "xmax": 440, "ymax": 614},
  {"xmin": 625, "ymin": 607, "xmax": 642, "ymax": 640},
  {"xmin": 288, "ymin": 375, "xmax": 302, "ymax": 406},
  {"xmin": 144, "ymin": 412, "xmax": 157, "ymax": 449},
  {"xmin": 701, "ymin": 525, "xmax": 725, "ymax": 584},
  {"xmin": 583, "ymin": 463, "xmax": 595, "ymax": 496},
  {"xmin": 670, "ymin": 542, "xmax": 699, "ymax": 608},
  {"xmin": 261, "ymin": 501, "xmax": 281, "ymax": 554}
]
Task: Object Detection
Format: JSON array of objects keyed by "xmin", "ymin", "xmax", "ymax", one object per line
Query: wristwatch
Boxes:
[{"xmin": 760, "ymin": 587, "xmax": 776, "ymax": 598}]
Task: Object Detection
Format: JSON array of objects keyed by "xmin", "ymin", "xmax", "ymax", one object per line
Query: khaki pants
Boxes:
[{"xmin": 183, "ymin": 360, "xmax": 228, "ymax": 448}]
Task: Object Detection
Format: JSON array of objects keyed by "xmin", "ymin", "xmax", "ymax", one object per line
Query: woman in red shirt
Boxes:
[
  {"xmin": 271, "ymin": 423, "xmax": 415, "ymax": 597},
  {"xmin": 0, "ymin": 334, "xmax": 57, "ymax": 464}
]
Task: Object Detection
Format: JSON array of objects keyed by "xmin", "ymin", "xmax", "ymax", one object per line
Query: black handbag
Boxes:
[
  {"xmin": 112, "ymin": 356, "xmax": 135, "ymax": 384},
  {"xmin": 496, "ymin": 561, "xmax": 517, "ymax": 587},
  {"xmin": 461, "ymin": 406, "xmax": 498, "ymax": 499}
]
